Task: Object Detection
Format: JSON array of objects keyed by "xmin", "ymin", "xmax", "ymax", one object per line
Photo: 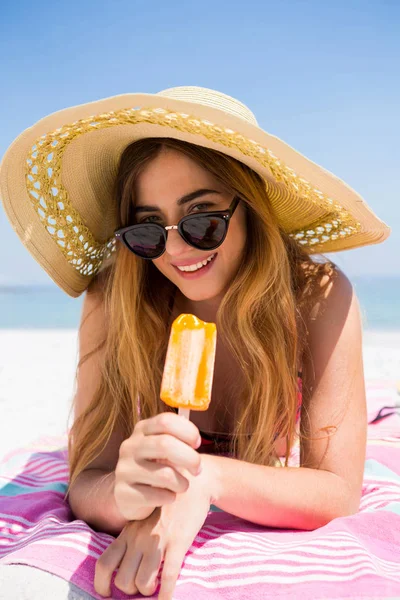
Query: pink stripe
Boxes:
[
  {"xmin": 3, "ymin": 471, "xmax": 69, "ymax": 486},
  {"xmin": 0, "ymin": 526, "xmax": 107, "ymax": 558},
  {"xmin": 0, "ymin": 518, "xmax": 110, "ymax": 552}
]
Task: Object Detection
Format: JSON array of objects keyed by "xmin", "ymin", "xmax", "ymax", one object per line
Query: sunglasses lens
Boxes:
[
  {"xmin": 123, "ymin": 225, "xmax": 165, "ymax": 258},
  {"xmin": 181, "ymin": 216, "xmax": 226, "ymax": 249}
]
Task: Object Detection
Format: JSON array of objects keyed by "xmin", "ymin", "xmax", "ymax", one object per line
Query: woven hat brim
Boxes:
[{"xmin": 0, "ymin": 92, "xmax": 391, "ymax": 297}]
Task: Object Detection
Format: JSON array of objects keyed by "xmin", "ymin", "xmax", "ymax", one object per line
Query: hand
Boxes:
[
  {"xmin": 114, "ymin": 412, "xmax": 203, "ymax": 521},
  {"xmin": 94, "ymin": 455, "xmax": 217, "ymax": 599}
]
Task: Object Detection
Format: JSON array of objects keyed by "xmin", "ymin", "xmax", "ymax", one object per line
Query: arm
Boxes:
[
  {"xmin": 202, "ymin": 268, "xmax": 367, "ymax": 530},
  {"xmin": 68, "ymin": 468, "xmax": 156, "ymax": 537},
  {"xmin": 68, "ymin": 280, "xmax": 156, "ymax": 535},
  {"xmin": 201, "ymin": 455, "xmax": 357, "ymax": 530}
]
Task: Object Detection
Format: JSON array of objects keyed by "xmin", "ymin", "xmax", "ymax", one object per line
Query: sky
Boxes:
[{"xmin": 0, "ymin": 0, "xmax": 399, "ymax": 285}]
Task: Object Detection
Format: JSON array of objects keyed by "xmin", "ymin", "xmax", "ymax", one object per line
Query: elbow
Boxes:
[
  {"xmin": 320, "ymin": 484, "xmax": 361, "ymax": 527},
  {"xmin": 306, "ymin": 478, "xmax": 361, "ymax": 530}
]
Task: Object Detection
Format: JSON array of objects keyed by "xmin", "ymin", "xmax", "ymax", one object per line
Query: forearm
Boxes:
[
  {"xmin": 203, "ymin": 455, "xmax": 359, "ymax": 530},
  {"xmin": 68, "ymin": 468, "xmax": 154, "ymax": 536}
]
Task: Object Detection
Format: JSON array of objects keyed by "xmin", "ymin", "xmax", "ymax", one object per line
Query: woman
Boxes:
[{"xmin": 0, "ymin": 86, "xmax": 390, "ymax": 599}]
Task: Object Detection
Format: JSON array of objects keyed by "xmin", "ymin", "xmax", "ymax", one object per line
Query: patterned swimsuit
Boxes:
[{"xmin": 197, "ymin": 371, "xmax": 303, "ymax": 455}]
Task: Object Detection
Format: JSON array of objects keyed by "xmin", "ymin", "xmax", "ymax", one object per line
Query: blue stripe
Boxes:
[
  {"xmin": 0, "ymin": 480, "xmax": 67, "ymax": 496},
  {"xmin": 364, "ymin": 459, "xmax": 400, "ymax": 481}
]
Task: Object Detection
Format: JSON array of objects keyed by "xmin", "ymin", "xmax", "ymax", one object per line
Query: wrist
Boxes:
[{"xmin": 199, "ymin": 453, "xmax": 222, "ymax": 505}]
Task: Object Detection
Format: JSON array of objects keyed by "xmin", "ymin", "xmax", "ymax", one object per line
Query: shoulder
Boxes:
[
  {"xmin": 297, "ymin": 262, "xmax": 364, "ymax": 375},
  {"xmin": 306, "ymin": 265, "xmax": 360, "ymax": 333},
  {"xmin": 297, "ymin": 260, "xmax": 358, "ymax": 330}
]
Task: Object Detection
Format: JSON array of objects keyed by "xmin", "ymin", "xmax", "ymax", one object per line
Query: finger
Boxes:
[
  {"xmin": 134, "ymin": 542, "xmax": 164, "ymax": 597},
  {"xmin": 113, "ymin": 545, "xmax": 142, "ymax": 597},
  {"xmin": 120, "ymin": 481, "xmax": 177, "ymax": 507},
  {"xmin": 94, "ymin": 538, "xmax": 126, "ymax": 597},
  {"xmin": 138, "ymin": 412, "xmax": 201, "ymax": 449},
  {"xmin": 158, "ymin": 543, "xmax": 186, "ymax": 600},
  {"xmin": 137, "ymin": 460, "xmax": 191, "ymax": 494},
  {"xmin": 138, "ymin": 434, "xmax": 202, "ymax": 476}
]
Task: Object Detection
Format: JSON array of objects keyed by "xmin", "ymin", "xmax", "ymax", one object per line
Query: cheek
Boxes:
[{"xmin": 227, "ymin": 213, "xmax": 247, "ymax": 256}]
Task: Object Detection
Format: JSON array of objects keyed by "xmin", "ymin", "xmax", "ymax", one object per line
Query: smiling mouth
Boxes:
[{"xmin": 174, "ymin": 253, "xmax": 216, "ymax": 273}]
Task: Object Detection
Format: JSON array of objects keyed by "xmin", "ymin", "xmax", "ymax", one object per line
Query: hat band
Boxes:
[{"xmin": 25, "ymin": 106, "xmax": 361, "ymax": 278}]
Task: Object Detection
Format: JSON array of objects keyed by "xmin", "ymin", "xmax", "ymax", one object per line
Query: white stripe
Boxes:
[
  {"xmin": 11, "ymin": 470, "xmax": 68, "ymax": 484},
  {"xmin": 3, "ymin": 536, "xmax": 102, "ymax": 561},
  {"xmin": 175, "ymin": 566, "xmax": 398, "ymax": 588},
  {"xmin": 0, "ymin": 525, "xmax": 107, "ymax": 554},
  {"xmin": 23, "ymin": 457, "xmax": 64, "ymax": 471},
  {"xmin": 0, "ymin": 476, "xmax": 66, "ymax": 490},
  {"xmin": 3, "ymin": 539, "xmax": 397, "ymax": 586},
  {"xmin": 360, "ymin": 493, "xmax": 400, "ymax": 510},
  {"xmin": 361, "ymin": 490, "xmax": 400, "ymax": 500},
  {"xmin": 197, "ymin": 526, "xmax": 375, "ymax": 551},
  {"xmin": 34, "ymin": 537, "xmax": 104, "ymax": 558},
  {"xmin": 0, "ymin": 512, "xmax": 66, "ymax": 528},
  {"xmin": 23, "ymin": 463, "xmax": 68, "ymax": 477},
  {"xmin": 0, "ymin": 529, "xmax": 106, "ymax": 558},
  {"xmin": 4, "ymin": 469, "xmax": 68, "ymax": 485},
  {"xmin": 7, "ymin": 456, "xmax": 65, "ymax": 473},
  {"xmin": 179, "ymin": 558, "xmax": 398, "ymax": 579},
  {"xmin": 194, "ymin": 534, "xmax": 365, "ymax": 555},
  {"xmin": 0, "ymin": 515, "xmax": 109, "ymax": 551},
  {"xmin": 3, "ymin": 465, "xmax": 68, "ymax": 480},
  {"xmin": 363, "ymin": 478, "xmax": 400, "ymax": 488},
  {"xmin": 185, "ymin": 546, "xmax": 400, "ymax": 572}
]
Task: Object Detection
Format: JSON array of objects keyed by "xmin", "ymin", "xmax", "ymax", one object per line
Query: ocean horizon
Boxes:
[{"xmin": 0, "ymin": 275, "xmax": 399, "ymax": 330}]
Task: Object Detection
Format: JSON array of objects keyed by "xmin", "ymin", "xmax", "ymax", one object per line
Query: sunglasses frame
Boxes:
[{"xmin": 115, "ymin": 195, "xmax": 240, "ymax": 259}]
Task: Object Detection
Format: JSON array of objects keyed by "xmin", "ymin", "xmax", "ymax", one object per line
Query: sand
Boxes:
[{"xmin": 0, "ymin": 328, "xmax": 400, "ymax": 461}]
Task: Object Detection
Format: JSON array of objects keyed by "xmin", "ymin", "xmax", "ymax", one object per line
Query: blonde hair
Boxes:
[{"xmin": 66, "ymin": 138, "xmax": 337, "ymax": 498}]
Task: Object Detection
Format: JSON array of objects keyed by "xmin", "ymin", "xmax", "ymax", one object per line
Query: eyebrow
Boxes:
[{"xmin": 133, "ymin": 188, "xmax": 222, "ymax": 214}]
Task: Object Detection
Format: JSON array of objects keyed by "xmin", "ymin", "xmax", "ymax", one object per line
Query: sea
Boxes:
[{"xmin": 0, "ymin": 276, "xmax": 399, "ymax": 330}]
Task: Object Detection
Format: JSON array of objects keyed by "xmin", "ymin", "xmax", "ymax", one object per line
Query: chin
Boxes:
[{"xmin": 178, "ymin": 284, "xmax": 223, "ymax": 303}]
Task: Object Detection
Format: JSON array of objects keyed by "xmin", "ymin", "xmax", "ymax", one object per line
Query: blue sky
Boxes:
[{"xmin": 0, "ymin": 0, "xmax": 398, "ymax": 285}]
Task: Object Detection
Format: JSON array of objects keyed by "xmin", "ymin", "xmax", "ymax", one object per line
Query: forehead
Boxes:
[{"xmin": 135, "ymin": 148, "xmax": 222, "ymax": 204}]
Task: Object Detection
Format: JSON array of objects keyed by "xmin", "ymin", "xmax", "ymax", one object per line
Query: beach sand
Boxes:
[{"xmin": 1, "ymin": 328, "xmax": 400, "ymax": 461}]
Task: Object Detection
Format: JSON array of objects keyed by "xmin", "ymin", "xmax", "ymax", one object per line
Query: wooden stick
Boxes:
[{"xmin": 178, "ymin": 407, "xmax": 191, "ymax": 419}]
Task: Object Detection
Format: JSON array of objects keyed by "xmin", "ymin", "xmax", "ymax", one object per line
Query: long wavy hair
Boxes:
[{"xmin": 65, "ymin": 137, "xmax": 337, "ymax": 499}]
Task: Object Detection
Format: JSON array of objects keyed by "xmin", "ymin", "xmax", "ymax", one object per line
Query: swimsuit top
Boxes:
[{"xmin": 197, "ymin": 370, "xmax": 303, "ymax": 455}]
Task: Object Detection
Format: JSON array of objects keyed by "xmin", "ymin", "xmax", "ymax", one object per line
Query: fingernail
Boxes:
[{"xmin": 196, "ymin": 436, "xmax": 202, "ymax": 448}]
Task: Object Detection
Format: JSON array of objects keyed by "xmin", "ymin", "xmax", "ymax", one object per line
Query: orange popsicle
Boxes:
[{"xmin": 160, "ymin": 314, "xmax": 217, "ymax": 418}]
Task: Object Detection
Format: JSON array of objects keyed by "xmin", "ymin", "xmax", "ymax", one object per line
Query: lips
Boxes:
[
  {"xmin": 171, "ymin": 252, "xmax": 216, "ymax": 269},
  {"xmin": 172, "ymin": 253, "xmax": 217, "ymax": 279}
]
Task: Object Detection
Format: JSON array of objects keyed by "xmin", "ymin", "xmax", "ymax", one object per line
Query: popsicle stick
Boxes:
[{"xmin": 178, "ymin": 408, "xmax": 191, "ymax": 419}]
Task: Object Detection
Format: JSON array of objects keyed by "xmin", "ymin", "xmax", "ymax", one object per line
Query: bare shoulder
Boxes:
[{"xmin": 302, "ymin": 263, "xmax": 360, "ymax": 346}]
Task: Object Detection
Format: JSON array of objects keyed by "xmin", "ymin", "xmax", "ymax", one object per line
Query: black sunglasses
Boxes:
[{"xmin": 114, "ymin": 196, "xmax": 240, "ymax": 260}]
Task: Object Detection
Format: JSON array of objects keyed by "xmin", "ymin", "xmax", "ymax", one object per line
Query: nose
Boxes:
[{"xmin": 164, "ymin": 227, "xmax": 192, "ymax": 257}]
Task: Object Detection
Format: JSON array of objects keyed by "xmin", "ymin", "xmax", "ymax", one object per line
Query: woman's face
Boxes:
[{"xmin": 134, "ymin": 148, "xmax": 247, "ymax": 304}]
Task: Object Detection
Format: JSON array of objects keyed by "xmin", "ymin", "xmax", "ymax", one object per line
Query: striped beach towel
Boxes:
[{"xmin": 1, "ymin": 380, "xmax": 400, "ymax": 599}]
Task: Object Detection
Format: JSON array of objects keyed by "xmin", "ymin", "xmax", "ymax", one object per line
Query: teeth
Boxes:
[{"xmin": 177, "ymin": 254, "xmax": 215, "ymax": 272}]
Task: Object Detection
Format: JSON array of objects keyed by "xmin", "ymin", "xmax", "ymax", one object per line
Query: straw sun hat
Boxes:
[{"xmin": 0, "ymin": 85, "xmax": 390, "ymax": 297}]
